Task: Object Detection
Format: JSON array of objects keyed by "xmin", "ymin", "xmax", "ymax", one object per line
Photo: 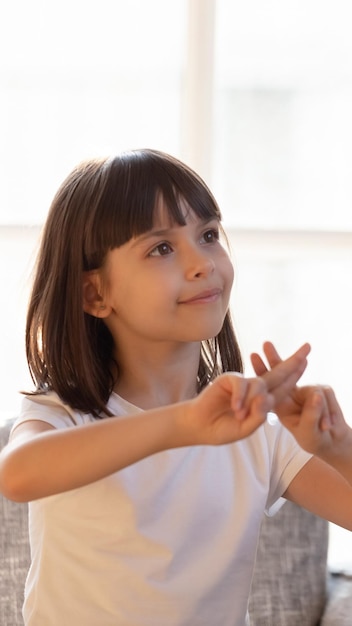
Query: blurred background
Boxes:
[{"xmin": 1, "ymin": 0, "xmax": 352, "ymax": 569}]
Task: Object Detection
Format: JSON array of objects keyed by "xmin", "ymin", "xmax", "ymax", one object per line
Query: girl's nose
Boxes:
[{"xmin": 186, "ymin": 250, "xmax": 215, "ymax": 279}]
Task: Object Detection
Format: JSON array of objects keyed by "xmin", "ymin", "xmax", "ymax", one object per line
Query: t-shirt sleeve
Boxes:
[
  {"xmin": 12, "ymin": 392, "xmax": 90, "ymax": 433},
  {"xmin": 264, "ymin": 413, "xmax": 312, "ymax": 516}
]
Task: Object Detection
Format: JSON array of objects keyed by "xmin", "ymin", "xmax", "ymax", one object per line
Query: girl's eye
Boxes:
[
  {"xmin": 149, "ymin": 242, "xmax": 173, "ymax": 257},
  {"xmin": 201, "ymin": 228, "xmax": 220, "ymax": 244}
]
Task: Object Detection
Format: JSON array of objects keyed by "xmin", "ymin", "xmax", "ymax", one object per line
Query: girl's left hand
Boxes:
[{"xmin": 251, "ymin": 342, "xmax": 351, "ymax": 458}]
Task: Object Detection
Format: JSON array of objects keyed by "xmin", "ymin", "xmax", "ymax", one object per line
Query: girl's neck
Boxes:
[{"xmin": 112, "ymin": 342, "xmax": 201, "ymax": 410}]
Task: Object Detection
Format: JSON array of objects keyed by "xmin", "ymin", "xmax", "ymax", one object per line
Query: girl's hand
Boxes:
[
  {"xmin": 184, "ymin": 342, "xmax": 310, "ymax": 446},
  {"xmin": 186, "ymin": 373, "xmax": 272, "ymax": 445},
  {"xmin": 251, "ymin": 342, "xmax": 352, "ymax": 458}
]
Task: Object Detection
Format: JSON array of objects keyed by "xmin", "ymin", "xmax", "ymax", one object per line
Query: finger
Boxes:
[
  {"xmin": 321, "ymin": 385, "xmax": 343, "ymax": 427},
  {"xmin": 251, "ymin": 342, "xmax": 310, "ymax": 378},
  {"xmin": 263, "ymin": 341, "xmax": 311, "ymax": 370},
  {"xmin": 250, "ymin": 352, "xmax": 268, "ymax": 376},
  {"xmin": 262, "ymin": 341, "xmax": 282, "ymax": 367},
  {"xmin": 250, "ymin": 393, "xmax": 272, "ymax": 425},
  {"xmin": 260, "ymin": 349, "xmax": 309, "ymax": 394},
  {"xmin": 294, "ymin": 386, "xmax": 332, "ymax": 433},
  {"xmin": 219, "ymin": 372, "xmax": 248, "ymax": 413},
  {"xmin": 232, "ymin": 376, "xmax": 265, "ymax": 419},
  {"xmin": 233, "ymin": 393, "xmax": 270, "ymax": 437}
]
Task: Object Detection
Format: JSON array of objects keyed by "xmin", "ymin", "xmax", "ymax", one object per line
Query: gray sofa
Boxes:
[
  {"xmin": 1, "ymin": 418, "xmax": 352, "ymax": 626},
  {"xmin": 0, "ymin": 420, "xmax": 30, "ymax": 625},
  {"xmin": 249, "ymin": 501, "xmax": 352, "ymax": 625}
]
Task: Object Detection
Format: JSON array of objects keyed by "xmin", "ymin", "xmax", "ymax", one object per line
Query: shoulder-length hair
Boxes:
[{"xmin": 26, "ymin": 149, "xmax": 243, "ymax": 416}]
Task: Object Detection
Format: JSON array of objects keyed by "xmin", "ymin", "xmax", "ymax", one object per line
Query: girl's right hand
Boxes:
[{"xmin": 185, "ymin": 373, "xmax": 272, "ymax": 445}]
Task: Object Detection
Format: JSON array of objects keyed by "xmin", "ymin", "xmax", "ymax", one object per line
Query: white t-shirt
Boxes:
[{"xmin": 15, "ymin": 391, "xmax": 312, "ymax": 626}]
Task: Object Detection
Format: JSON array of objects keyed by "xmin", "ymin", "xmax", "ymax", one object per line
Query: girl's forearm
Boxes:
[{"xmin": 0, "ymin": 404, "xmax": 189, "ymax": 502}]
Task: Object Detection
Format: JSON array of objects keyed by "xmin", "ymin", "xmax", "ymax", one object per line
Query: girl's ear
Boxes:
[{"xmin": 82, "ymin": 271, "xmax": 111, "ymax": 318}]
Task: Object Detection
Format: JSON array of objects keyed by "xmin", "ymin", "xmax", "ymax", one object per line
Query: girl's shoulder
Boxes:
[{"xmin": 14, "ymin": 391, "xmax": 96, "ymax": 432}]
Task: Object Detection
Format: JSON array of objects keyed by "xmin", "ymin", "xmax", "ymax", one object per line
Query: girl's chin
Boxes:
[{"xmin": 190, "ymin": 326, "xmax": 225, "ymax": 342}]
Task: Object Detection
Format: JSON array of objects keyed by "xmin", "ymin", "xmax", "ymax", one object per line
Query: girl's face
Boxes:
[{"xmin": 99, "ymin": 200, "xmax": 234, "ymax": 350}]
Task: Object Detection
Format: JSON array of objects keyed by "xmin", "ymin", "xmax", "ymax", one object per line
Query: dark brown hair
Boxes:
[{"xmin": 26, "ymin": 149, "xmax": 243, "ymax": 416}]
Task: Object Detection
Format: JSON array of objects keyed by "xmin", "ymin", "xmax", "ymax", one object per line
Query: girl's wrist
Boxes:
[{"xmin": 168, "ymin": 400, "xmax": 198, "ymax": 449}]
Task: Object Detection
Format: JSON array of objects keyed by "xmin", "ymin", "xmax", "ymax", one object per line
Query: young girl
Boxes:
[{"xmin": 1, "ymin": 149, "xmax": 352, "ymax": 626}]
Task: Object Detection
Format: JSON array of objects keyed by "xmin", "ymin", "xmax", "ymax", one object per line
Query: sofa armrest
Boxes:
[
  {"xmin": 0, "ymin": 419, "xmax": 30, "ymax": 625},
  {"xmin": 249, "ymin": 500, "xmax": 328, "ymax": 625}
]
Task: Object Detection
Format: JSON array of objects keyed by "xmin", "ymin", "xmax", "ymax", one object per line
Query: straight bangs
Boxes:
[{"xmin": 83, "ymin": 149, "xmax": 223, "ymax": 271}]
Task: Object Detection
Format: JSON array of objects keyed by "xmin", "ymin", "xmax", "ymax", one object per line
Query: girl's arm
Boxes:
[
  {"xmin": 284, "ymin": 455, "xmax": 352, "ymax": 531},
  {"xmin": 0, "ymin": 343, "xmax": 309, "ymax": 502},
  {"xmin": 252, "ymin": 342, "xmax": 352, "ymax": 530}
]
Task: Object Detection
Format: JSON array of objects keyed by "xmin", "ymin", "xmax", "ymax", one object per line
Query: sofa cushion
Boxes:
[
  {"xmin": 248, "ymin": 500, "xmax": 329, "ymax": 625},
  {"xmin": 0, "ymin": 419, "xmax": 30, "ymax": 626}
]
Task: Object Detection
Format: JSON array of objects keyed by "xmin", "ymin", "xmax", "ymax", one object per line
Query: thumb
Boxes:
[
  {"xmin": 234, "ymin": 394, "xmax": 270, "ymax": 439},
  {"xmin": 302, "ymin": 389, "xmax": 331, "ymax": 432}
]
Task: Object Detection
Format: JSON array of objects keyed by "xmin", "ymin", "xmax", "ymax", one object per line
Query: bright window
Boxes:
[
  {"xmin": 213, "ymin": 0, "xmax": 352, "ymax": 231},
  {"xmin": 0, "ymin": 0, "xmax": 187, "ymax": 225}
]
